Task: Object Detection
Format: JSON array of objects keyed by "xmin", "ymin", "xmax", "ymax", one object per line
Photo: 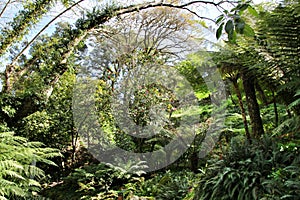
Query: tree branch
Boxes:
[
  {"xmin": 115, "ymin": 1, "xmax": 224, "ymax": 16},
  {"xmin": 10, "ymin": 0, "xmax": 86, "ymax": 66},
  {"xmin": 5, "ymin": 0, "xmax": 233, "ymax": 95},
  {"xmin": 0, "ymin": 0, "xmax": 11, "ymax": 18}
]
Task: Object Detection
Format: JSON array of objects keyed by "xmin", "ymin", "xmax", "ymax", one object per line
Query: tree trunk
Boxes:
[
  {"xmin": 273, "ymin": 91, "xmax": 279, "ymax": 127},
  {"xmin": 241, "ymin": 73, "xmax": 264, "ymax": 138},
  {"xmin": 190, "ymin": 151, "xmax": 199, "ymax": 173},
  {"xmin": 232, "ymin": 79, "xmax": 251, "ymax": 141},
  {"xmin": 255, "ymin": 82, "xmax": 268, "ymax": 106}
]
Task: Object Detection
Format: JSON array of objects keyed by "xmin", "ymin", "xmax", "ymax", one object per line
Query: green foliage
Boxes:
[
  {"xmin": 43, "ymin": 164, "xmax": 198, "ymax": 200},
  {"xmin": 194, "ymin": 135, "xmax": 300, "ymax": 200},
  {"xmin": 0, "ymin": 0, "xmax": 54, "ymax": 54},
  {"xmin": 17, "ymin": 71, "xmax": 75, "ymax": 148},
  {"xmin": 127, "ymin": 83, "xmax": 176, "ymax": 128},
  {"xmin": 176, "ymin": 60, "xmax": 208, "ymax": 95},
  {"xmin": 0, "ymin": 132, "xmax": 61, "ymax": 199},
  {"xmin": 130, "ymin": 170, "xmax": 196, "ymax": 200},
  {"xmin": 42, "ymin": 163, "xmax": 146, "ymax": 200},
  {"xmin": 259, "ymin": 103, "xmax": 289, "ymax": 132},
  {"xmin": 215, "ymin": 2, "xmax": 257, "ymax": 42},
  {"xmin": 272, "ymin": 115, "xmax": 300, "ymax": 140},
  {"xmin": 256, "ymin": 2, "xmax": 300, "ymax": 113},
  {"xmin": 1, "ymin": 1, "xmax": 299, "ymax": 199}
]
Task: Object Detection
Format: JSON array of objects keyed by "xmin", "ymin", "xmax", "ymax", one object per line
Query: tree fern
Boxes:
[
  {"xmin": 0, "ymin": 131, "xmax": 61, "ymax": 199},
  {"xmin": 256, "ymin": 2, "xmax": 300, "ymax": 113}
]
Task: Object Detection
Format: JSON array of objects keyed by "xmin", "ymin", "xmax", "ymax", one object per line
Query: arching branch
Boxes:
[
  {"xmin": 11, "ymin": 0, "xmax": 228, "ymax": 65},
  {"xmin": 4, "ymin": 0, "xmax": 233, "ymax": 96},
  {"xmin": 0, "ymin": 0, "xmax": 11, "ymax": 18},
  {"xmin": 0, "ymin": 0, "xmax": 54, "ymax": 55},
  {"xmin": 10, "ymin": 0, "xmax": 87, "ymax": 66}
]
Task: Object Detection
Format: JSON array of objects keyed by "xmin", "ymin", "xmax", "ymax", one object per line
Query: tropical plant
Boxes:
[
  {"xmin": 194, "ymin": 135, "xmax": 300, "ymax": 200},
  {"xmin": 0, "ymin": 131, "xmax": 61, "ymax": 199},
  {"xmin": 42, "ymin": 162, "xmax": 147, "ymax": 200}
]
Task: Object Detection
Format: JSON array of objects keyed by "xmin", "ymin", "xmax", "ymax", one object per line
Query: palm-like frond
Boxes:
[
  {"xmin": 256, "ymin": 2, "xmax": 300, "ymax": 109},
  {"xmin": 0, "ymin": 131, "xmax": 61, "ymax": 199}
]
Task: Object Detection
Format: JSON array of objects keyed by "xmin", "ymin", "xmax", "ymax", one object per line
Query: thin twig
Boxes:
[{"xmin": 182, "ymin": 7, "xmax": 216, "ymax": 23}]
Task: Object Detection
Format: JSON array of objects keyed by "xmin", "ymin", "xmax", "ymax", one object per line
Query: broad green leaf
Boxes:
[
  {"xmin": 216, "ymin": 22, "xmax": 224, "ymax": 40},
  {"xmin": 243, "ymin": 24, "xmax": 255, "ymax": 37},
  {"xmin": 247, "ymin": 6, "xmax": 259, "ymax": 17},
  {"xmin": 228, "ymin": 30, "xmax": 237, "ymax": 43},
  {"xmin": 252, "ymin": 186, "xmax": 258, "ymax": 199},
  {"xmin": 235, "ymin": 19, "xmax": 245, "ymax": 34},
  {"xmin": 225, "ymin": 20, "xmax": 234, "ymax": 34}
]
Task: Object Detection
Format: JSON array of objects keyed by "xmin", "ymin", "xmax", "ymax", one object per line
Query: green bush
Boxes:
[
  {"xmin": 42, "ymin": 164, "xmax": 197, "ymax": 200},
  {"xmin": 42, "ymin": 162, "xmax": 147, "ymax": 200},
  {"xmin": 127, "ymin": 170, "xmax": 196, "ymax": 200},
  {"xmin": 194, "ymin": 135, "xmax": 300, "ymax": 200}
]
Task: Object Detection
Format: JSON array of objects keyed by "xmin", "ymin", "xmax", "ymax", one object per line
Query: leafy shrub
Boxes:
[
  {"xmin": 43, "ymin": 164, "xmax": 197, "ymax": 200},
  {"xmin": 127, "ymin": 170, "xmax": 196, "ymax": 200},
  {"xmin": 194, "ymin": 135, "xmax": 300, "ymax": 200},
  {"xmin": 42, "ymin": 162, "xmax": 147, "ymax": 200}
]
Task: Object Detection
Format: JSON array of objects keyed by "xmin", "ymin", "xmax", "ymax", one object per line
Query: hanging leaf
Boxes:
[
  {"xmin": 216, "ymin": 22, "xmax": 224, "ymax": 40},
  {"xmin": 235, "ymin": 19, "xmax": 245, "ymax": 34},
  {"xmin": 238, "ymin": 4, "xmax": 249, "ymax": 12},
  {"xmin": 216, "ymin": 15, "xmax": 224, "ymax": 25},
  {"xmin": 225, "ymin": 20, "xmax": 234, "ymax": 34}
]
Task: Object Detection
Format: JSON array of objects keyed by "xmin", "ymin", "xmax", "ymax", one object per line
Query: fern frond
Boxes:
[
  {"xmin": 23, "ymin": 165, "xmax": 45, "ymax": 179},
  {"xmin": 2, "ymin": 170, "xmax": 25, "ymax": 180},
  {"xmin": 28, "ymin": 179, "xmax": 41, "ymax": 187},
  {"xmin": 0, "ymin": 131, "xmax": 60, "ymax": 199},
  {"xmin": 288, "ymin": 98, "xmax": 300, "ymax": 109},
  {"xmin": 272, "ymin": 116, "xmax": 300, "ymax": 136},
  {"xmin": 0, "ymin": 179, "xmax": 16, "ymax": 188},
  {"xmin": 0, "ymin": 160, "xmax": 24, "ymax": 171}
]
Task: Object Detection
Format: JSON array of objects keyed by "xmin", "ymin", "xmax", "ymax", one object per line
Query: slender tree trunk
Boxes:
[
  {"xmin": 71, "ymin": 129, "xmax": 79, "ymax": 163},
  {"xmin": 241, "ymin": 73, "xmax": 264, "ymax": 138},
  {"xmin": 273, "ymin": 91, "xmax": 279, "ymax": 127},
  {"xmin": 190, "ymin": 151, "xmax": 199, "ymax": 173},
  {"xmin": 255, "ymin": 82, "xmax": 268, "ymax": 106},
  {"xmin": 227, "ymin": 87, "xmax": 238, "ymax": 107},
  {"xmin": 232, "ymin": 79, "xmax": 251, "ymax": 141}
]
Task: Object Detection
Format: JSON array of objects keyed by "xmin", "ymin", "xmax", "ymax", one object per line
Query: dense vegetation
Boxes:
[{"xmin": 0, "ymin": 0, "xmax": 299, "ymax": 199}]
